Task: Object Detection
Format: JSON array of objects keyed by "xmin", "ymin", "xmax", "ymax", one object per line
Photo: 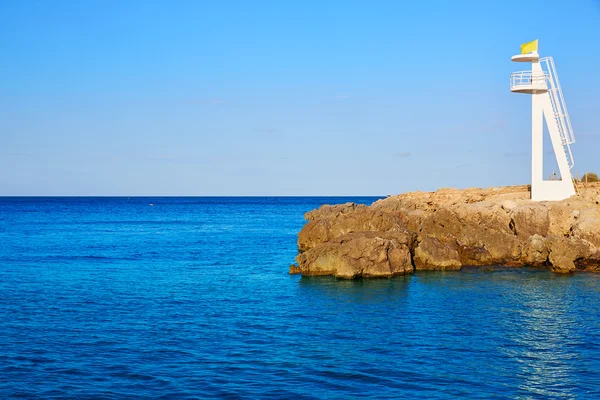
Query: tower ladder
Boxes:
[{"xmin": 541, "ymin": 56, "xmax": 575, "ymax": 169}]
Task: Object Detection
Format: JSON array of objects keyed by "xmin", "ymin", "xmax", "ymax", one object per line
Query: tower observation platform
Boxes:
[
  {"xmin": 510, "ymin": 41, "xmax": 576, "ymax": 202},
  {"xmin": 510, "ymin": 53, "xmax": 548, "ymax": 94}
]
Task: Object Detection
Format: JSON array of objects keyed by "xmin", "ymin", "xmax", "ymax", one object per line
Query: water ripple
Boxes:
[{"xmin": 1, "ymin": 197, "xmax": 600, "ymax": 398}]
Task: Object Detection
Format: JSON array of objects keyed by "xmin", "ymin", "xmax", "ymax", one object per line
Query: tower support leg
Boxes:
[
  {"xmin": 530, "ymin": 92, "xmax": 576, "ymax": 201},
  {"xmin": 531, "ymin": 93, "xmax": 544, "ymax": 200}
]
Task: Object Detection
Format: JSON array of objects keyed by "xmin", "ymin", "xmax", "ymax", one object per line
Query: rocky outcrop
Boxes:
[
  {"xmin": 575, "ymin": 252, "xmax": 600, "ymax": 272},
  {"xmin": 295, "ymin": 231, "xmax": 414, "ymax": 279},
  {"xmin": 291, "ymin": 184, "xmax": 600, "ymax": 278},
  {"xmin": 571, "ymin": 208, "xmax": 600, "ymax": 248},
  {"xmin": 521, "ymin": 234, "xmax": 548, "ymax": 266},
  {"xmin": 509, "ymin": 204, "xmax": 549, "ymax": 238},
  {"xmin": 298, "ymin": 205, "xmax": 407, "ymax": 252},
  {"xmin": 413, "ymin": 236, "xmax": 461, "ymax": 270},
  {"xmin": 547, "ymin": 236, "xmax": 593, "ymax": 274}
]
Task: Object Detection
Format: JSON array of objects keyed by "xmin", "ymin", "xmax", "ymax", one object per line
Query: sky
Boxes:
[{"xmin": 1, "ymin": 0, "xmax": 599, "ymax": 196}]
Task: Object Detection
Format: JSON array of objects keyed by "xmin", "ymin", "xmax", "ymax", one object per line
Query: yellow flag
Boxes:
[{"xmin": 520, "ymin": 39, "xmax": 538, "ymax": 54}]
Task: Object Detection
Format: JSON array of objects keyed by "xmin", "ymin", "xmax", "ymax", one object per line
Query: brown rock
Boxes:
[
  {"xmin": 571, "ymin": 208, "xmax": 600, "ymax": 248},
  {"xmin": 420, "ymin": 204, "xmax": 520, "ymax": 266},
  {"xmin": 304, "ymin": 202, "xmax": 366, "ymax": 222},
  {"xmin": 509, "ymin": 204, "xmax": 549, "ymax": 238},
  {"xmin": 501, "ymin": 200, "xmax": 518, "ymax": 211},
  {"xmin": 575, "ymin": 252, "xmax": 600, "ymax": 272},
  {"xmin": 521, "ymin": 234, "xmax": 548, "ymax": 266},
  {"xmin": 297, "ymin": 219, "xmax": 334, "ymax": 252},
  {"xmin": 458, "ymin": 244, "xmax": 494, "ymax": 266},
  {"xmin": 405, "ymin": 209, "xmax": 427, "ymax": 232},
  {"xmin": 414, "ymin": 236, "xmax": 461, "ymax": 270},
  {"xmin": 372, "ymin": 185, "xmax": 530, "ymax": 214},
  {"xmin": 547, "ymin": 236, "xmax": 593, "ymax": 273},
  {"xmin": 298, "ymin": 208, "xmax": 407, "ymax": 252},
  {"xmin": 289, "ymin": 264, "xmax": 302, "ymax": 275},
  {"xmin": 293, "ymin": 184, "xmax": 600, "ymax": 277},
  {"xmin": 295, "ymin": 231, "xmax": 414, "ymax": 279},
  {"xmin": 547, "ymin": 200, "xmax": 583, "ymax": 237}
]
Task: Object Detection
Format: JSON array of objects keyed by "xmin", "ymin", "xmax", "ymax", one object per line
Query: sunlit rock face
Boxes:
[
  {"xmin": 296, "ymin": 231, "xmax": 414, "ymax": 279},
  {"xmin": 292, "ymin": 184, "xmax": 600, "ymax": 278}
]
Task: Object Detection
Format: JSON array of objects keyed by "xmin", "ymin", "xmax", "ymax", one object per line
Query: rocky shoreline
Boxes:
[{"xmin": 290, "ymin": 183, "xmax": 600, "ymax": 277}]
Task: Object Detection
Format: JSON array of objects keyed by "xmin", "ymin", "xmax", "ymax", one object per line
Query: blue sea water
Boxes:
[{"xmin": 1, "ymin": 197, "xmax": 600, "ymax": 399}]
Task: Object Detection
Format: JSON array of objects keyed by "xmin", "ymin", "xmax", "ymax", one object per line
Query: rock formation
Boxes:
[{"xmin": 291, "ymin": 183, "xmax": 600, "ymax": 277}]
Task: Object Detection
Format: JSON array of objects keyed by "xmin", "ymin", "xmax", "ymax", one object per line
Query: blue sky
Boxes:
[{"xmin": 1, "ymin": 0, "xmax": 599, "ymax": 195}]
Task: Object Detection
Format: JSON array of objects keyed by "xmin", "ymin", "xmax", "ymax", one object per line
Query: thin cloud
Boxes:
[
  {"xmin": 393, "ymin": 152, "xmax": 411, "ymax": 158},
  {"xmin": 456, "ymin": 163, "xmax": 473, "ymax": 168},
  {"xmin": 335, "ymin": 95, "xmax": 351, "ymax": 99}
]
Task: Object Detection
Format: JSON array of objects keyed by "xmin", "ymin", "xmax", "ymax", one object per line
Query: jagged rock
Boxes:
[
  {"xmin": 373, "ymin": 185, "xmax": 530, "ymax": 214},
  {"xmin": 458, "ymin": 244, "xmax": 494, "ymax": 266},
  {"xmin": 297, "ymin": 219, "xmax": 332, "ymax": 252},
  {"xmin": 405, "ymin": 209, "xmax": 427, "ymax": 232},
  {"xmin": 289, "ymin": 264, "xmax": 302, "ymax": 275},
  {"xmin": 295, "ymin": 231, "xmax": 413, "ymax": 279},
  {"xmin": 570, "ymin": 208, "xmax": 600, "ymax": 248},
  {"xmin": 509, "ymin": 204, "xmax": 549, "ymax": 238},
  {"xmin": 575, "ymin": 252, "xmax": 600, "ymax": 272},
  {"xmin": 419, "ymin": 204, "xmax": 520, "ymax": 266},
  {"xmin": 502, "ymin": 200, "xmax": 518, "ymax": 211},
  {"xmin": 298, "ymin": 208, "xmax": 407, "ymax": 252},
  {"xmin": 547, "ymin": 236, "xmax": 593, "ymax": 273},
  {"xmin": 414, "ymin": 236, "xmax": 461, "ymax": 270},
  {"xmin": 547, "ymin": 200, "xmax": 583, "ymax": 237},
  {"xmin": 293, "ymin": 185, "xmax": 600, "ymax": 277},
  {"xmin": 304, "ymin": 202, "xmax": 366, "ymax": 222},
  {"xmin": 521, "ymin": 234, "xmax": 548, "ymax": 266},
  {"xmin": 574, "ymin": 184, "xmax": 600, "ymax": 204}
]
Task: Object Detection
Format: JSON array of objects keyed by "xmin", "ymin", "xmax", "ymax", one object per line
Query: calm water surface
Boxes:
[{"xmin": 1, "ymin": 197, "xmax": 600, "ymax": 399}]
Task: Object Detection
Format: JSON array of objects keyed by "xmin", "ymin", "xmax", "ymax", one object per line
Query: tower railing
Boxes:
[
  {"xmin": 541, "ymin": 56, "xmax": 575, "ymax": 169},
  {"xmin": 510, "ymin": 71, "xmax": 548, "ymax": 91}
]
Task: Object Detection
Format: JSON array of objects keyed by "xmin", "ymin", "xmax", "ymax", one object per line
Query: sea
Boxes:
[{"xmin": 1, "ymin": 196, "xmax": 600, "ymax": 399}]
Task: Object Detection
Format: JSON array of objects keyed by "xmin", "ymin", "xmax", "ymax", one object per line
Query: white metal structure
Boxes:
[{"xmin": 510, "ymin": 50, "xmax": 576, "ymax": 201}]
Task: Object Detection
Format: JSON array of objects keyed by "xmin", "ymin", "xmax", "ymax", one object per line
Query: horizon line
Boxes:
[{"xmin": 0, "ymin": 194, "xmax": 388, "ymax": 198}]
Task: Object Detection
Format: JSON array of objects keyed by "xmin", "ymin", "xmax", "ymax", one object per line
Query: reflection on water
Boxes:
[
  {"xmin": 298, "ymin": 275, "xmax": 413, "ymax": 305},
  {"xmin": 296, "ymin": 268, "xmax": 600, "ymax": 398},
  {"xmin": 503, "ymin": 273, "xmax": 579, "ymax": 398}
]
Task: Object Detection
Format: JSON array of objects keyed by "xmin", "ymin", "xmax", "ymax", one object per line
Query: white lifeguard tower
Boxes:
[{"xmin": 510, "ymin": 40, "xmax": 576, "ymax": 201}]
